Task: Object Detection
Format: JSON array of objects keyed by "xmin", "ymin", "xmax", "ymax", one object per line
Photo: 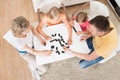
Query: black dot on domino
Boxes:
[
  {"xmin": 61, "ymin": 51, "xmax": 65, "ymax": 53},
  {"xmin": 58, "ymin": 33, "xmax": 61, "ymax": 37},
  {"xmin": 51, "ymin": 45, "xmax": 54, "ymax": 49}
]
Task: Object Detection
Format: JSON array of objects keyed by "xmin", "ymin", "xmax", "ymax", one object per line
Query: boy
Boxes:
[
  {"xmin": 11, "ymin": 16, "xmax": 52, "ymax": 79},
  {"xmin": 63, "ymin": 15, "xmax": 118, "ymax": 68}
]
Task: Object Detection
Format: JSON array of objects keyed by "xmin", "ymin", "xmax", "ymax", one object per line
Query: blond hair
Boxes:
[
  {"xmin": 48, "ymin": 7, "xmax": 60, "ymax": 20},
  {"xmin": 11, "ymin": 16, "xmax": 29, "ymax": 36},
  {"xmin": 76, "ymin": 12, "xmax": 88, "ymax": 23}
]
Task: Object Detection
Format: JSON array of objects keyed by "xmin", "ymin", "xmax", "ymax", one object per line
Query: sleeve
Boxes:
[
  {"xmin": 14, "ymin": 39, "xmax": 26, "ymax": 51},
  {"xmin": 95, "ymin": 42, "xmax": 116, "ymax": 58}
]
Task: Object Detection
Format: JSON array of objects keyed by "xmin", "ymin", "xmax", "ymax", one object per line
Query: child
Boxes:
[
  {"xmin": 69, "ymin": 12, "xmax": 92, "ymax": 41},
  {"xmin": 11, "ymin": 16, "xmax": 52, "ymax": 80},
  {"xmin": 63, "ymin": 15, "xmax": 118, "ymax": 68},
  {"xmin": 70, "ymin": 12, "xmax": 90, "ymax": 34},
  {"xmin": 37, "ymin": 7, "xmax": 72, "ymax": 45}
]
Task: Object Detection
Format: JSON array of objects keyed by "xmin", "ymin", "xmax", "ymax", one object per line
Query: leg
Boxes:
[
  {"xmin": 20, "ymin": 53, "xmax": 38, "ymax": 79},
  {"xmin": 79, "ymin": 56, "xmax": 104, "ymax": 69},
  {"xmin": 37, "ymin": 64, "xmax": 49, "ymax": 75},
  {"xmin": 21, "ymin": 53, "xmax": 48, "ymax": 75},
  {"xmin": 86, "ymin": 37, "xmax": 94, "ymax": 53},
  {"xmin": 61, "ymin": 2, "xmax": 69, "ymax": 20}
]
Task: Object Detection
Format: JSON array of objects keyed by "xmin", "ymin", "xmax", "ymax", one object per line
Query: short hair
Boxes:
[
  {"xmin": 76, "ymin": 12, "xmax": 88, "ymax": 22},
  {"xmin": 11, "ymin": 16, "xmax": 29, "ymax": 36},
  {"xmin": 48, "ymin": 7, "xmax": 60, "ymax": 20},
  {"xmin": 89, "ymin": 15, "xmax": 110, "ymax": 32}
]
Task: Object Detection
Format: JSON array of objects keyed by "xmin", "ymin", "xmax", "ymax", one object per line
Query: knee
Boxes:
[{"xmin": 79, "ymin": 60, "xmax": 88, "ymax": 69}]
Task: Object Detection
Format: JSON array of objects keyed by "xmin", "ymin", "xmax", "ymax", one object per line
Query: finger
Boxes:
[
  {"xmin": 67, "ymin": 41, "xmax": 70, "ymax": 45},
  {"xmin": 43, "ymin": 42, "xmax": 46, "ymax": 46},
  {"xmin": 68, "ymin": 41, "xmax": 72, "ymax": 45},
  {"xmin": 51, "ymin": 50, "xmax": 56, "ymax": 53},
  {"xmin": 80, "ymin": 38, "xmax": 85, "ymax": 41}
]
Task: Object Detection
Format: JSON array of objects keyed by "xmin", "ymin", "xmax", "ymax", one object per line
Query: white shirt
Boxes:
[{"xmin": 12, "ymin": 30, "xmax": 33, "ymax": 51}]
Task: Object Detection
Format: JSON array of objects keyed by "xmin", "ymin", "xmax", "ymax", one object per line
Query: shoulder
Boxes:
[
  {"xmin": 60, "ymin": 13, "xmax": 66, "ymax": 18},
  {"xmin": 37, "ymin": 15, "xmax": 49, "ymax": 28},
  {"xmin": 60, "ymin": 13, "xmax": 67, "ymax": 21},
  {"xmin": 43, "ymin": 15, "xmax": 49, "ymax": 20}
]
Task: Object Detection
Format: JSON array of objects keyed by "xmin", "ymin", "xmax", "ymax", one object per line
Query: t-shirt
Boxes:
[
  {"xmin": 93, "ymin": 22, "xmax": 118, "ymax": 58},
  {"xmin": 80, "ymin": 20, "xmax": 90, "ymax": 31},
  {"xmin": 73, "ymin": 16, "xmax": 89, "ymax": 31},
  {"xmin": 12, "ymin": 30, "xmax": 33, "ymax": 51}
]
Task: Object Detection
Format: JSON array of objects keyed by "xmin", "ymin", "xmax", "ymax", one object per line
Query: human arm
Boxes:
[
  {"xmin": 61, "ymin": 14, "xmax": 72, "ymax": 45},
  {"xmin": 69, "ymin": 18, "xmax": 74, "ymax": 27},
  {"xmin": 23, "ymin": 45, "xmax": 52, "ymax": 56},
  {"xmin": 80, "ymin": 33, "xmax": 92, "ymax": 41},
  {"xmin": 77, "ymin": 30, "xmax": 90, "ymax": 35},
  {"xmin": 36, "ymin": 16, "xmax": 52, "ymax": 40},
  {"xmin": 31, "ymin": 26, "xmax": 46, "ymax": 45},
  {"xmin": 63, "ymin": 47, "xmax": 99, "ymax": 61}
]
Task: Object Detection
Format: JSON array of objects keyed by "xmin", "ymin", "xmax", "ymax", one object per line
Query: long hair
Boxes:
[
  {"xmin": 47, "ymin": 7, "xmax": 60, "ymax": 20},
  {"xmin": 76, "ymin": 12, "xmax": 88, "ymax": 22}
]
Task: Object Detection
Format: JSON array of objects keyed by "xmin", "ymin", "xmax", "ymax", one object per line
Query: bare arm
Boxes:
[
  {"xmin": 31, "ymin": 27, "xmax": 46, "ymax": 45},
  {"xmin": 77, "ymin": 30, "xmax": 90, "ymax": 35},
  {"xmin": 61, "ymin": 2, "xmax": 69, "ymax": 20},
  {"xmin": 80, "ymin": 33, "xmax": 92, "ymax": 41},
  {"xmin": 36, "ymin": 17, "xmax": 51, "ymax": 40},
  {"xmin": 23, "ymin": 45, "xmax": 52, "ymax": 56},
  {"xmin": 63, "ymin": 47, "xmax": 99, "ymax": 61},
  {"xmin": 62, "ymin": 14, "xmax": 72, "ymax": 45}
]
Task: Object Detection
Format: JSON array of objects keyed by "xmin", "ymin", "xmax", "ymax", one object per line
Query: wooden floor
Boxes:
[
  {"xmin": 0, "ymin": 0, "xmax": 119, "ymax": 80},
  {"xmin": 0, "ymin": 0, "xmax": 37, "ymax": 80}
]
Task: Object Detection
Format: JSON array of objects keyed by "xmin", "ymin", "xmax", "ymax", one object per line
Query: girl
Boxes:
[
  {"xmin": 37, "ymin": 7, "xmax": 72, "ymax": 45},
  {"xmin": 70, "ymin": 12, "xmax": 92, "ymax": 41}
]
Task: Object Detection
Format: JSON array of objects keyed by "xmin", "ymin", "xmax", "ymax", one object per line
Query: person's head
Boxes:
[
  {"xmin": 88, "ymin": 15, "xmax": 110, "ymax": 36},
  {"xmin": 11, "ymin": 16, "xmax": 30, "ymax": 36},
  {"xmin": 48, "ymin": 7, "xmax": 60, "ymax": 20},
  {"xmin": 76, "ymin": 12, "xmax": 88, "ymax": 23}
]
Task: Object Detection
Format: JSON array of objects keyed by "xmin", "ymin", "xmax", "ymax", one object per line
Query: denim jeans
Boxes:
[{"xmin": 79, "ymin": 37, "xmax": 104, "ymax": 69}]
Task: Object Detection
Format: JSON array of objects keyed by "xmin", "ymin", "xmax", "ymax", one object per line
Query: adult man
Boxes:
[{"xmin": 63, "ymin": 15, "xmax": 118, "ymax": 68}]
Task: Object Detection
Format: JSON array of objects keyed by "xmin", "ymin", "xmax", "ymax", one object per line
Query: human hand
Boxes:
[
  {"xmin": 45, "ymin": 36, "xmax": 52, "ymax": 41},
  {"xmin": 62, "ymin": 46, "xmax": 71, "ymax": 53},
  {"xmin": 40, "ymin": 40, "xmax": 46, "ymax": 46},
  {"xmin": 40, "ymin": 50, "xmax": 52, "ymax": 56},
  {"xmin": 67, "ymin": 38, "xmax": 72, "ymax": 45},
  {"xmin": 76, "ymin": 31, "xmax": 81, "ymax": 35},
  {"xmin": 80, "ymin": 36, "xmax": 88, "ymax": 41}
]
